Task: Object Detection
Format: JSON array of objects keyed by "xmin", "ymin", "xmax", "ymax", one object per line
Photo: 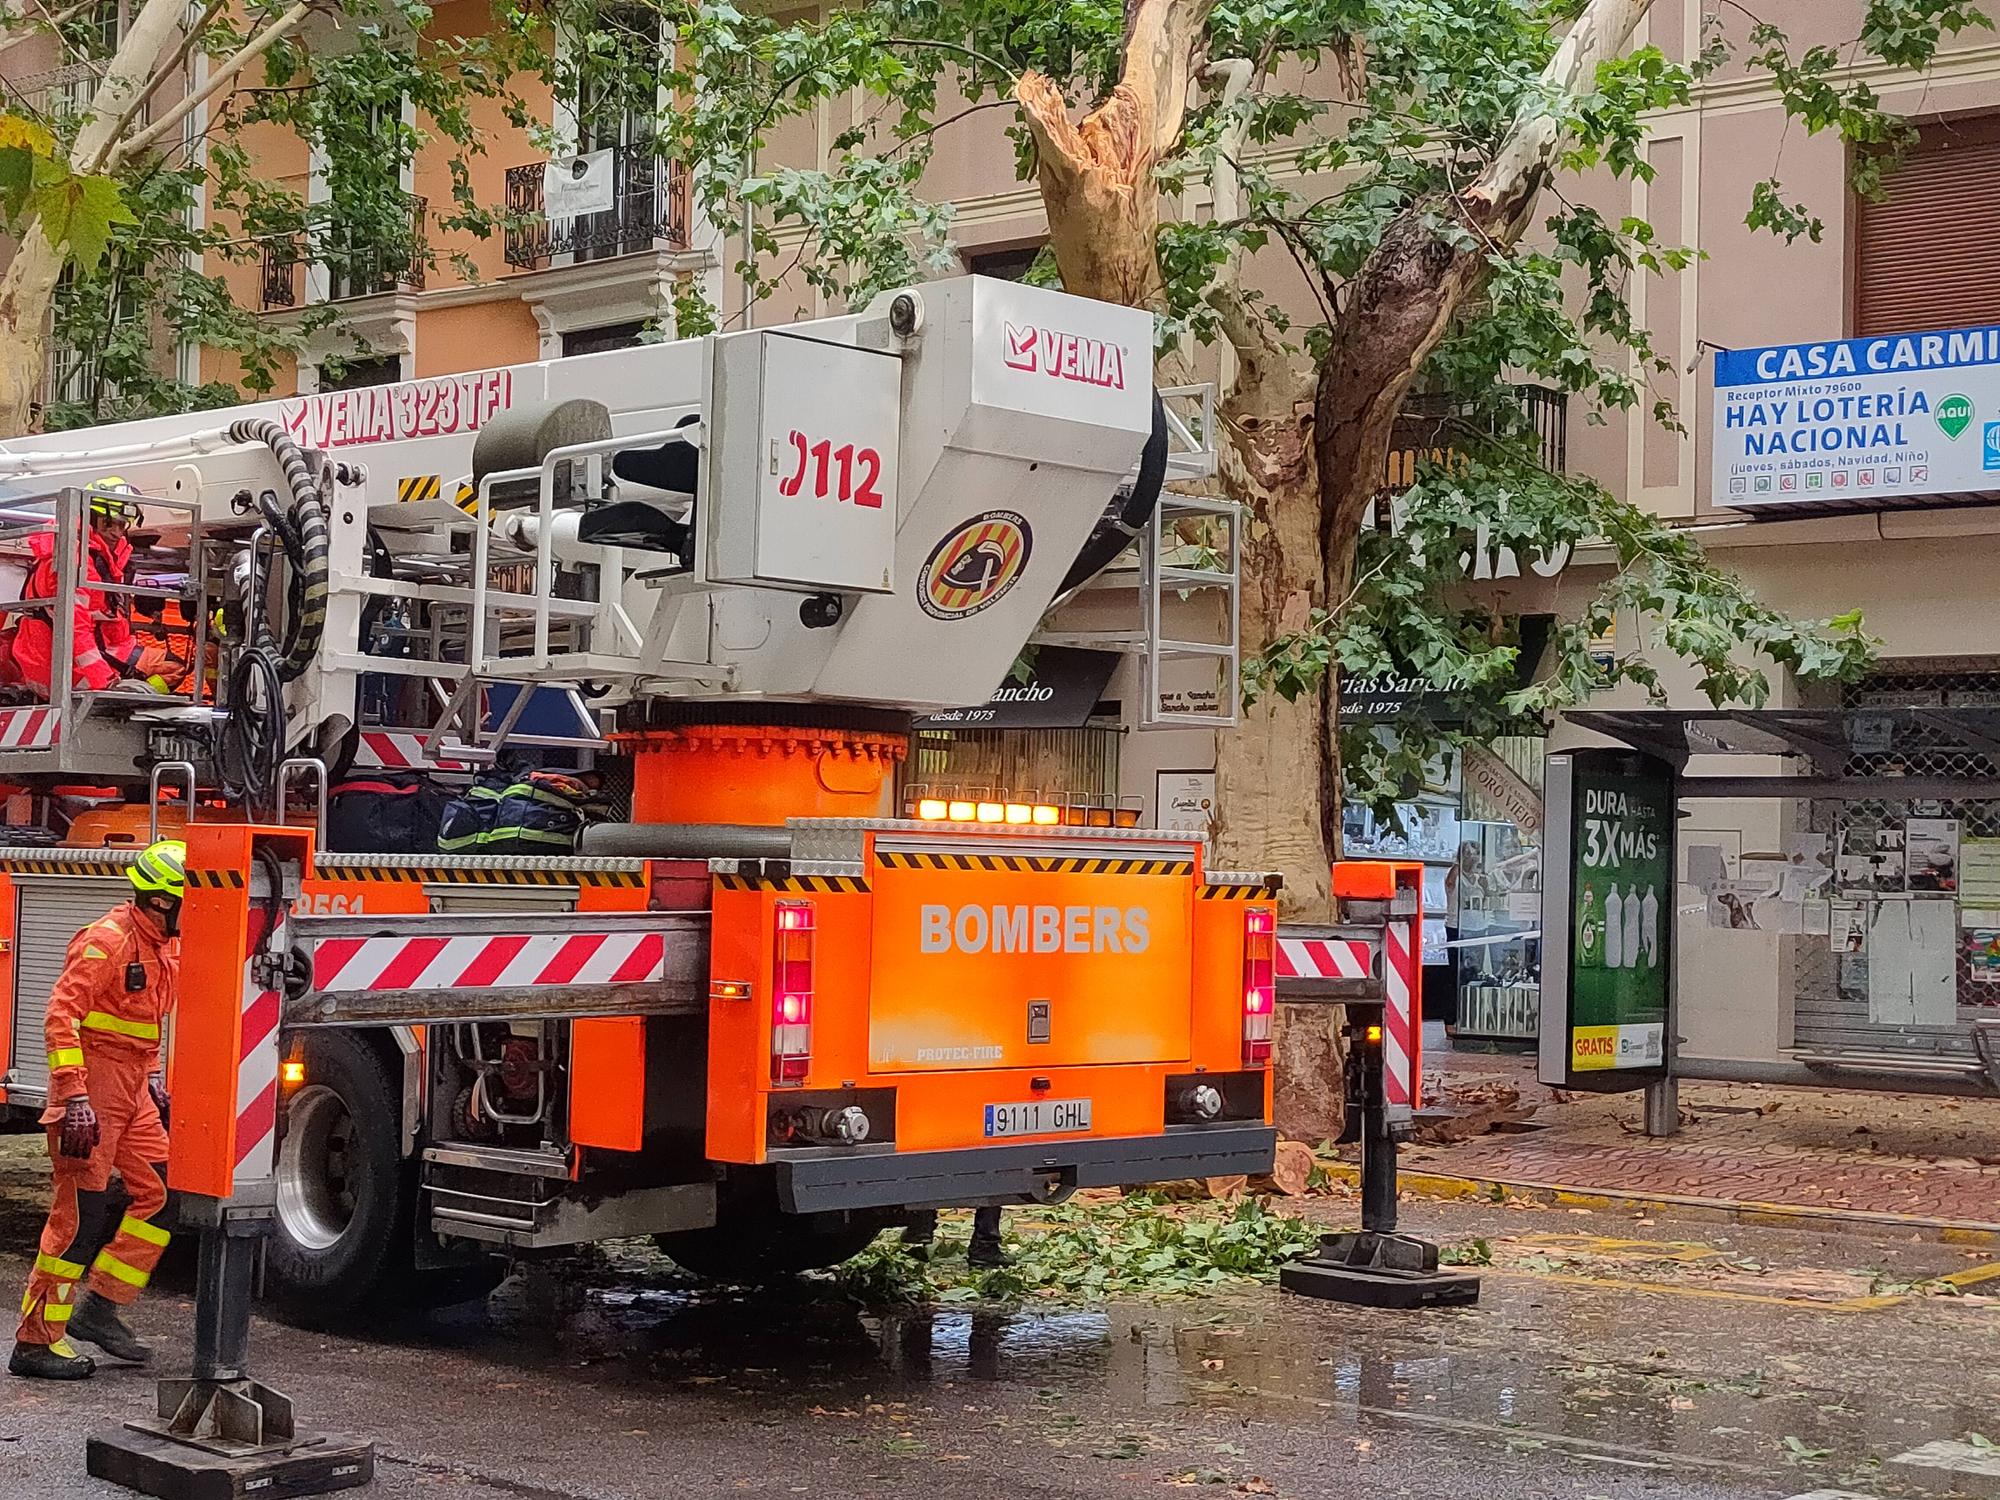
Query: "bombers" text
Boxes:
[{"xmin": 919, "ymin": 904, "xmax": 1151, "ymax": 955}]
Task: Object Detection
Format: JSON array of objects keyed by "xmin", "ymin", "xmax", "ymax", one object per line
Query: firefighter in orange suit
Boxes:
[{"xmin": 10, "ymin": 839, "xmax": 183, "ymax": 1380}]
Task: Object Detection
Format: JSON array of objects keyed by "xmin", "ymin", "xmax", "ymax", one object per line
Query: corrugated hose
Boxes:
[{"xmin": 227, "ymin": 418, "xmax": 330, "ymax": 683}]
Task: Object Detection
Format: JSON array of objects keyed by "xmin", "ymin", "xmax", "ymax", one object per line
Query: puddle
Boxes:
[{"xmin": 383, "ymin": 1236, "xmax": 2000, "ymax": 1494}]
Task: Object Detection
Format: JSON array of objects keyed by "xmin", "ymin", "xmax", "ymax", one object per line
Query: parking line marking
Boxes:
[
  {"xmin": 1783, "ymin": 1491, "xmax": 1882, "ymax": 1499},
  {"xmin": 1488, "ymin": 1269, "xmax": 1900, "ymax": 1312},
  {"xmin": 1360, "ymin": 1405, "xmax": 1757, "ymax": 1473},
  {"xmin": 1891, "ymin": 1440, "xmax": 2000, "ymax": 1477},
  {"xmin": 1939, "ymin": 1260, "xmax": 2000, "ymax": 1290}
]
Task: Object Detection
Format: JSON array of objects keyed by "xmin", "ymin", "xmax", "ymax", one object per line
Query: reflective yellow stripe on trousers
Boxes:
[
  {"xmin": 21, "ymin": 1290, "xmax": 73, "ymax": 1320},
  {"xmin": 79, "ymin": 1011, "xmax": 160, "ymax": 1041},
  {"xmin": 34, "ymin": 1252, "xmax": 84, "ymax": 1281},
  {"xmin": 118, "ymin": 1214, "xmax": 170, "ymax": 1248},
  {"xmin": 92, "ymin": 1250, "xmax": 149, "ymax": 1289}
]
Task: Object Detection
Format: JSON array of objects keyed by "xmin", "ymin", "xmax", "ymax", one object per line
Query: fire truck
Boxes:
[{"xmin": 0, "ymin": 277, "xmax": 1278, "ymax": 1309}]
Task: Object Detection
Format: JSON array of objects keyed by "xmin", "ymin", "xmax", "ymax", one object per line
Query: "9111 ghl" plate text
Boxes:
[{"xmin": 983, "ymin": 1099, "xmax": 1093, "ymax": 1138}]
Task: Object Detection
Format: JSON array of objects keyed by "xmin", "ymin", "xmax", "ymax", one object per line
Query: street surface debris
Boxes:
[{"xmin": 0, "ymin": 1133, "xmax": 1996, "ymax": 1499}]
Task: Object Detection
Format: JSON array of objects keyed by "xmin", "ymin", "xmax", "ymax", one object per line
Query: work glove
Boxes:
[
  {"xmin": 148, "ymin": 1071, "xmax": 169, "ymax": 1117},
  {"xmin": 59, "ymin": 1097, "xmax": 99, "ymax": 1159}
]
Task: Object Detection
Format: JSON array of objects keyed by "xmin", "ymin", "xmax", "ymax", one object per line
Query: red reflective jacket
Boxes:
[{"xmin": 13, "ymin": 527, "xmax": 135, "ymax": 692}]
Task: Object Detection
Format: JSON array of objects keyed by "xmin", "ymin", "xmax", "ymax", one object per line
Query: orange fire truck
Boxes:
[{"xmin": 0, "ymin": 276, "xmax": 1276, "ymax": 1309}]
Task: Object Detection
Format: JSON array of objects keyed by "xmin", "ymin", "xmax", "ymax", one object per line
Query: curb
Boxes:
[{"xmin": 1315, "ymin": 1161, "xmax": 2000, "ymax": 1247}]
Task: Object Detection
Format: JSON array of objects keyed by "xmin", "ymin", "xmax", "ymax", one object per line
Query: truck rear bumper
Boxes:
[{"xmin": 772, "ymin": 1124, "xmax": 1278, "ymax": 1213}]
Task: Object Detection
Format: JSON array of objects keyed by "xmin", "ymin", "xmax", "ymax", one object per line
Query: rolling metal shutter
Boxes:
[
  {"xmin": 1856, "ymin": 117, "xmax": 2000, "ymax": 337},
  {"xmin": 1794, "ymin": 666, "xmax": 2000, "ymax": 1062},
  {"xmin": 8, "ymin": 879, "xmax": 128, "ymax": 1104}
]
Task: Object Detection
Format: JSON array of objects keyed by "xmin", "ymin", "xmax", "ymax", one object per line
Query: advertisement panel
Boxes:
[
  {"xmin": 1713, "ymin": 324, "xmax": 2000, "ymax": 511},
  {"xmin": 1539, "ymin": 749, "xmax": 1675, "ymax": 1090},
  {"xmin": 867, "ymin": 857, "xmax": 1192, "ymax": 1071}
]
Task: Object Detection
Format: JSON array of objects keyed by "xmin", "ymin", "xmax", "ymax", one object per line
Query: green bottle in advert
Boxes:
[{"xmin": 1578, "ymin": 882, "xmax": 1601, "ymax": 968}]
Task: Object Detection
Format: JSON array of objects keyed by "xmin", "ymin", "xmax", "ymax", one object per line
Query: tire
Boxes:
[
  {"xmin": 655, "ymin": 1210, "xmax": 888, "ymax": 1282},
  {"xmin": 266, "ymin": 1030, "xmax": 413, "ymax": 1316}
]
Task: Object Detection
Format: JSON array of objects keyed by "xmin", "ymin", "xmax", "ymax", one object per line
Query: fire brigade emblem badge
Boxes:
[{"xmin": 917, "ymin": 510, "xmax": 1033, "ymax": 620}]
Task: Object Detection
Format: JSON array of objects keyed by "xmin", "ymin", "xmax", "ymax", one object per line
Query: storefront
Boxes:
[{"xmin": 1532, "ymin": 319, "xmax": 2000, "ymax": 1095}]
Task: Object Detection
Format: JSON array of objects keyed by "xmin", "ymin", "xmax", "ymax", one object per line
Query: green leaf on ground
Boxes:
[{"xmin": 832, "ymin": 1194, "xmax": 1319, "ymax": 1305}]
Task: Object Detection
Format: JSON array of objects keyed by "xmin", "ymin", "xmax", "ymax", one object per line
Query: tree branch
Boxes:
[
  {"xmin": 1465, "ymin": 0, "xmax": 1653, "ymax": 246},
  {"xmin": 89, "ymin": 0, "xmax": 227, "ymax": 166},
  {"xmin": 1013, "ymin": 0, "xmax": 1216, "ymax": 306},
  {"xmin": 102, "ymin": 0, "xmax": 313, "ymax": 171}
]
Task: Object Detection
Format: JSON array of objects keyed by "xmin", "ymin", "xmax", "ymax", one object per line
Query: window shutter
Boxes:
[{"xmin": 1856, "ymin": 117, "xmax": 2000, "ymax": 337}]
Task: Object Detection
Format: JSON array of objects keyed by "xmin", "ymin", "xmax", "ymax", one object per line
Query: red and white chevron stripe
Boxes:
[
  {"xmin": 0, "ymin": 706, "xmax": 58, "ymax": 750},
  {"xmin": 310, "ymin": 929, "xmax": 667, "ymax": 994},
  {"xmin": 1382, "ymin": 916, "xmax": 1420, "ymax": 1119},
  {"xmin": 355, "ymin": 730, "xmax": 467, "ymax": 771},
  {"xmin": 1277, "ymin": 935, "xmax": 1374, "ymax": 981},
  {"xmin": 234, "ymin": 907, "xmax": 280, "ymax": 1184}
]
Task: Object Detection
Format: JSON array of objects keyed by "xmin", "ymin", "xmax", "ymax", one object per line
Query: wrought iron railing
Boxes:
[
  {"xmin": 1383, "ymin": 383, "xmax": 1568, "ymax": 490},
  {"xmin": 503, "ymin": 145, "xmax": 690, "ymax": 271},
  {"xmin": 259, "ymin": 197, "xmax": 428, "ymax": 311}
]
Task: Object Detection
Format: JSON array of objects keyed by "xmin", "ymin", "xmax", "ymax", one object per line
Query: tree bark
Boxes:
[
  {"xmin": 1205, "ymin": 276, "xmax": 1347, "ymax": 1138},
  {"xmin": 0, "ymin": 229, "xmax": 68, "ymax": 436},
  {"xmin": 1014, "ymin": 0, "xmax": 1213, "ymax": 309},
  {"xmin": 1198, "ymin": 60, "xmax": 1345, "ymax": 1137},
  {"xmin": 1294, "ymin": 0, "xmax": 1651, "ymax": 1131},
  {"xmin": 1312, "ymin": 0, "xmax": 1654, "ymax": 567}
]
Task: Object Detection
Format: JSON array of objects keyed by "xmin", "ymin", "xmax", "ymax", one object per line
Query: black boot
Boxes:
[
  {"xmin": 967, "ymin": 1206, "xmax": 1012, "ymax": 1269},
  {"xmin": 9, "ymin": 1339, "xmax": 95, "ymax": 1380},
  {"xmin": 900, "ymin": 1209, "xmax": 940, "ymax": 1263},
  {"xmin": 68, "ymin": 1293, "xmax": 151, "ymax": 1364}
]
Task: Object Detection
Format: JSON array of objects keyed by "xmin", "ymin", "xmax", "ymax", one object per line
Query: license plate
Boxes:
[{"xmin": 983, "ymin": 1099, "xmax": 1092, "ymax": 1138}]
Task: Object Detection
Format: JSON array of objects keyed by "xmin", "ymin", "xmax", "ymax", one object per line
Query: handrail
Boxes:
[
  {"xmin": 148, "ymin": 760, "xmax": 198, "ymax": 843},
  {"xmin": 277, "ymin": 757, "xmax": 329, "ymax": 848}
]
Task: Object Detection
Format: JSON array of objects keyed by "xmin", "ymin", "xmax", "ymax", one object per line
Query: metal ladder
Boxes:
[{"xmin": 1139, "ymin": 492, "xmax": 1240, "ymax": 728}]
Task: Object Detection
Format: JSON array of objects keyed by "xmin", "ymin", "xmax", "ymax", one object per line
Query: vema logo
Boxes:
[
  {"xmin": 1985, "ymin": 422, "xmax": 2000, "ymax": 472},
  {"xmin": 1001, "ymin": 322, "xmax": 1128, "ymax": 389}
]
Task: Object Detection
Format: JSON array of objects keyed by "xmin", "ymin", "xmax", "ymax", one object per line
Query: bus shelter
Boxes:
[{"xmin": 1541, "ymin": 707, "xmax": 2000, "ymax": 1135}]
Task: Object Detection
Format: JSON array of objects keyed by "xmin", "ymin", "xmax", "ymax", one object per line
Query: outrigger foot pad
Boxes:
[{"xmin": 1278, "ymin": 1231, "xmax": 1482, "ymax": 1309}]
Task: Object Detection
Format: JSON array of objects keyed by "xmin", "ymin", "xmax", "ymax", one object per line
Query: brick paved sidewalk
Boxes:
[{"xmin": 1404, "ymin": 1044, "xmax": 2000, "ymax": 1227}]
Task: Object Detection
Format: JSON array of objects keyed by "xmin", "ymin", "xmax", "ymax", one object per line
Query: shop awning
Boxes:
[{"xmin": 1564, "ymin": 705, "xmax": 2000, "ymax": 800}]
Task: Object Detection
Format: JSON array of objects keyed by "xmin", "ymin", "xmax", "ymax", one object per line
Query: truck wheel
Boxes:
[
  {"xmin": 654, "ymin": 1211, "xmax": 887, "ymax": 1282},
  {"xmin": 267, "ymin": 1031, "xmax": 411, "ymax": 1316}
]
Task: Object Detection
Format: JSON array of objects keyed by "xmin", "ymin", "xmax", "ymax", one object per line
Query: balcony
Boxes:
[
  {"xmin": 261, "ymin": 198, "xmax": 428, "ymax": 312},
  {"xmin": 1383, "ymin": 383, "xmax": 1568, "ymax": 490},
  {"xmin": 503, "ymin": 146, "xmax": 689, "ymax": 272}
]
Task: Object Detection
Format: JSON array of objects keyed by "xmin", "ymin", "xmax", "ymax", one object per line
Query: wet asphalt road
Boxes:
[{"xmin": 0, "ymin": 1140, "xmax": 1994, "ymax": 1499}]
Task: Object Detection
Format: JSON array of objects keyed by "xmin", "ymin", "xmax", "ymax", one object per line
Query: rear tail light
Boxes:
[
  {"xmin": 1243, "ymin": 904, "xmax": 1275, "ymax": 1066},
  {"xmin": 771, "ymin": 899, "xmax": 815, "ymax": 1086}
]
